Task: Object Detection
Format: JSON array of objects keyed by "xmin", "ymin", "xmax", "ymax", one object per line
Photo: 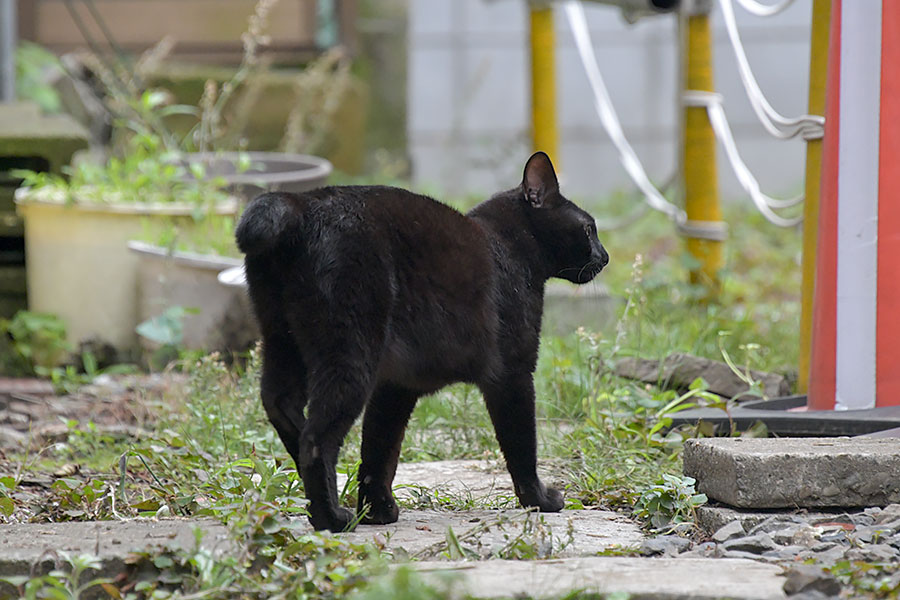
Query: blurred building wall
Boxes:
[{"xmin": 407, "ymin": 0, "xmax": 812, "ymax": 202}]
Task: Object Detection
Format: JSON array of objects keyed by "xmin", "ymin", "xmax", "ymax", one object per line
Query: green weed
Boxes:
[
  {"xmin": 827, "ymin": 561, "xmax": 900, "ymax": 599},
  {"xmin": 632, "ymin": 474, "xmax": 707, "ymax": 532},
  {"xmin": 0, "ymin": 311, "xmax": 71, "ymax": 376},
  {"xmin": 0, "ymin": 552, "xmax": 112, "ymax": 600}
]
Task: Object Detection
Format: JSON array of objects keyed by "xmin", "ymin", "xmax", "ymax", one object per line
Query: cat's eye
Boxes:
[{"xmin": 584, "ymin": 223, "xmax": 596, "ymax": 236}]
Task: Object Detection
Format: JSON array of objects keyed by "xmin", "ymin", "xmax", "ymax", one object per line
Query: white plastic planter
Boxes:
[
  {"xmin": 129, "ymin": 241, "xmax": 258, "ymax": 352},
  {"xmin": 15, "ymin": 188, "xmax": 237, "ymax": 352}
]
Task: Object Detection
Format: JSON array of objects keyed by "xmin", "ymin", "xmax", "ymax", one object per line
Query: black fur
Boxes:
[{"xmin": 236, "ymin": 152, "xmax": 608, "ymax": 532}]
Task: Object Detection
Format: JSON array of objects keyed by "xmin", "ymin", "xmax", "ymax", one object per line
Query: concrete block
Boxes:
[
  {"xmin": 684, "ymin": 438, "xmax": 900, "ymax": 509},
  {"xmin": 340, "ymin": 509, "xmax": 644, "ymax": 559},
  {"xmin": 0, "ymin": 518, "xmax": 234, "ymax": 581},
  {"xmin": 408, "ymin": 556, "xmax": 786, "ymax": 600}
]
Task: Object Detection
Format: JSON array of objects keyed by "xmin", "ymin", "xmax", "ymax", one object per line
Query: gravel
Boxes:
[
  {"xmin": 661, "ymin": 503, "xmax": 900, "ymax": 570},
  {"xmin": 782, "ymin": 564, "xmax": 842, "ymax": 597}
]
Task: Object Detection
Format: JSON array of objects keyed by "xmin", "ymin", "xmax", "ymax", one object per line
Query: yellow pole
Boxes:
[
  {"xmin": 683, "ymin": 12, "xmax": 722, "ymax": 294},
  {"xmin": 797, "ymin": 0, "xmax": 831, "ymax": 394},
  {"xmin": 530, "ymin": 2, "xmax": 559, "ymax": 164}
]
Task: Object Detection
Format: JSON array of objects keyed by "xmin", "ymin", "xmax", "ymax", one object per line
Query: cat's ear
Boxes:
[{"xmin": 522, "ymin": 151, "xmax": 559, "ymax": 208}]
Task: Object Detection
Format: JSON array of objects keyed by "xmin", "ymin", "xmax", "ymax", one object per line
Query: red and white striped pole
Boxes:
[{"xmin": 808, "ymin": 0, "xmax": 900, "ymax": 410}]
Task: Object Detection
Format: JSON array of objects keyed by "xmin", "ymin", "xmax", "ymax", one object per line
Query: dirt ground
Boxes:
[{"xmin": 0, "ymin": 375, "xmax": 184, "ymax": 522}]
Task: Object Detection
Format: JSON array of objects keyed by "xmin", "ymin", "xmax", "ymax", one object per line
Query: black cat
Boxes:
[{"xmin": 235, "ymin": 152, "xmax": 608, "ymax": 532}]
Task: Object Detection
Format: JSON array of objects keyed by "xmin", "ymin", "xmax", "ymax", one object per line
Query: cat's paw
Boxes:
[
  {"xmin": 358, "ymin": 487, "xmax": 401, "ymax": 524},
  {"xmin": 308, "ymin": 506, "xmax": 356, "ymax": 532},
  {"xmin": 536, "ymin": 486, "xmax": 564, "ymax": 512},
  {"xmin": 358, "ymin": 499, "xmax": 400, "ymax": 525},
  {"xmin": 518, "ymin": 483, "xmax": 565, "ymax": 513}
]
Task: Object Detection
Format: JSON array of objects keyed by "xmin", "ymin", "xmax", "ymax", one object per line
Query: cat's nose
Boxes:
[{"xmin": 596, "ymin": 245, "xmax": 609, "ymax": 269}]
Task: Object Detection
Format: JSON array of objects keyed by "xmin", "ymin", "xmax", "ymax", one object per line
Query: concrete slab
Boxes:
[
  {"xmin": 393, "ymin": 459, "xmax": 520, "ymax": 502},
  {"xmin": 338, "ymin": 459, "xmax": 562, "ymax": 506},
  {"xmin": 339, "ymin": 509, "xmax": 643, "ymax": 559},
  {"xmin": 338, "ymin": 461, "xmax": 644, "ymax": 557},
  {"xmin": 408, "ymin": 557, "xmax": 787, "ymax": 600},
  {"xmin": 0, "ymin": 507, "xmax": 642, "ymax": 580},
  {"xmin": 684, "ymin": 437, "xmax": 900, "ymax": 508},
  {"xmin": 0, "ymin": 518, "xmax": 234, "ymax": 578}
]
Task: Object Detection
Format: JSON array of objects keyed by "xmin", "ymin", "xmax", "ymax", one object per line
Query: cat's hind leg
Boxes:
[
  {"xmin": 259, "ymin": 333, "xmax": 308, "ymax": 472},
  {"xmin": 298, "ymin": 347, "xmax": 380, "ymax": 532},
  {"xmin": 480, "ymin": 375, "xmax": 564, "ymax": 512},
  {"xmin": 291, "ymin": 281, "xmax": 387, "ymax": 531},
  {"xmin": 289, "ymin": 235, "xmax": 392, "ymax": 532},
  {"xmin": 357, "ymin": 384, "xmax": 420, "ymax": 524}
]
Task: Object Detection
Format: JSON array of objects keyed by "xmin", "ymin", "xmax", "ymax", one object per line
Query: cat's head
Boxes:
[{"xmin": 521, "ymin": 152, "xmax": 609, "ymax": 284}]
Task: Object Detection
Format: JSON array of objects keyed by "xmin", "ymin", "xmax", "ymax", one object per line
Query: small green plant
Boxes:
[
  {"xmin": 120, "ymin": 518, "xmax": 385, "ymax": 598},
  {"xmin": 632, "ymin": 474, "xmax": 707, "ymax": 532},
  {"xmin": 0, "ymin": 552, "xmax": 112, "ymax": 600},
  {"xmin": 493, "ymin": 512, "xmax": 575, "ymax": 560},
  {"xmin": 350, "ymin": 566, "xmax": 458, "ymax": 600},
  {"xmin": 828, "ymin": 560, "xmax": 900, "ymax": 598},
  {"xmin": 136, "ymin": 305, "xmax": 200, "ymax": 369},
  {"xmin": 15, "ymin": 41, "xmax": 63, "ymax": 112},
  {"xmin": 718, "ymin": 331, "xmax": 768, "ymax": 400},
  {"xmin": 37, "ymin": 350, "xmax": 137, "ymax": 395},
  {"xmin": 14, "ymin": 127, "xmax": 234, "ymax": 207},
  {"xmin": 0, "ymin": 312, "xmax": 133, "ymax": 393},
  {"xmin": 0, "ymin": 310, "xmax": 71, "ymax": 375},
  {"xmin": 45, "ymin": 477, "xmax": 116, "ymax": 521},
  {"xmin": 0, "ymin": 475, "xmax": 15, "ymax": 518}
]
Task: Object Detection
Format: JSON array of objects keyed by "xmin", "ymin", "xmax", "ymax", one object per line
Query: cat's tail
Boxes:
[{"xmin": 235, "ymin": 192, "xmax": 300, "ymax": 255}]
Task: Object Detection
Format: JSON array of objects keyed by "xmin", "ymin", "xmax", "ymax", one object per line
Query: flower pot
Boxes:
[
  {"xmin": 128, "ymin": 241, "xmax": 258, "ymax": 353},
  {"xmin": 14, "ymin": 188, "xmax": 238, "ymax": 353},
  {"xmin": 180, "ymin": 152, "xmax": 332, "ymax": 201}
]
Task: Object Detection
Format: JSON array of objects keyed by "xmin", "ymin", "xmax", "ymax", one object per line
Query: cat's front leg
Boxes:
[{"xmin": 479, "ymin": 375, "xmax": 564, "ymax": 512}]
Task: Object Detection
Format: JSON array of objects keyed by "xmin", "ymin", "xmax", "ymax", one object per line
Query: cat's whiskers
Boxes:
[{"xmin": 557, "ymin": 260, "xmax": 603, "ymax": 281}]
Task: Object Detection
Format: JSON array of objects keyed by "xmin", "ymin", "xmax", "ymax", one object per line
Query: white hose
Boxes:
[
  {"xmin": 719, "ymin": 0, "xmax": 824, "ymax": 140},
  {"xmin": 735, "ymin": 0, "xmax": 796, "ymax": 17},
  {"xmin": 564, "ymin": 0, "xmax": 802, "ymax": 229},
  {"xmin": 685, "ymin": 91, "xmax": 803, "ymax": 227},
  {"xmin": 562, "ymin": 0, "xmax": 687, "ymax": 226}
]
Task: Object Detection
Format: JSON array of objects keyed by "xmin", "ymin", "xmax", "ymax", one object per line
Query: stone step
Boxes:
[
  {"xmin": 407, "ymin": 556, "xmax": 787, "ymax": 600},
  {"xmin": 0, "ymin": 518, "xmax": 234, "ymax": 580},
  {"xmin": 684, "ymin": 437, "xmax": 900, "ymax": 508},
  {"xmin": 341, "ymin": 508, "xmax": 643, "ymax": 559},
  {"xmin": 342, "ymin": 459, "xmax": 563, "ymax": 505},
  {"xmin": 0, "ymin": 508, "xmax": 642, "ymax": 576},
  {"xmin": 0, "ymin": 518, "xmax": 784, "ymax": 599}
]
